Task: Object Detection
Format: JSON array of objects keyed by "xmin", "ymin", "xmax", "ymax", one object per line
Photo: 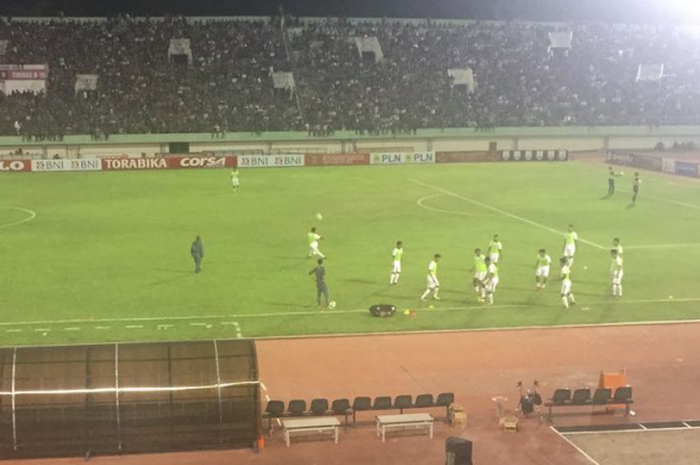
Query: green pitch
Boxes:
[{"xmin": 2, "ymin": 162, "xmax": 700, "ymax": 346}]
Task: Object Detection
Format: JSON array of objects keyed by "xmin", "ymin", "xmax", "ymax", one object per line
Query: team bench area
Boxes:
[
  {"xmin": 545, "ymin": 385, "xmax": 634, "ymax": 419},
  {"xmin": 264, "ymin": 392, "xmax": 455, "ymax": 432}
]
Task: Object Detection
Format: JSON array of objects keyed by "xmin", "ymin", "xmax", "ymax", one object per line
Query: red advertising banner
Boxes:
[
  {"xmin": 0, "ymin": 65, "xmax": 49, "ymax": 80},
  {"xmin": 0, "ymin": 160, "xmax": 32, "ymax": 172},
  {"xmin": 102, "ymin": 158, "xmax": 169, "ymax": 171},
  {"xmin": 435, "ymin": 151, "xmax": 496, "ymax": 163},
  {"xmin": 305, "ymin": 153, "xmax": 370, "ymax": 166}
]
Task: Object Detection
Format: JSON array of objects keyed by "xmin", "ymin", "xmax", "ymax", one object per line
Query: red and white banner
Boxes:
[
  {"xmin": 305, "ymin": 153, "xmax": 370, "ymax": 166},
  {"xmin": 0, "ymin": 160, "xmax": 32, "ymax": 172},
  {"xmin": 237, "ymin": 154, "xmax": 304, "ymax": 168},
  {"xmin": 0, "ymin": 64, "xmax": 48, "ymax": 95},
  {"xmin": 102, "ymin": 158, "xmax": 169, "ymax": 171},
  {"xmin": 370, "ymin": 152, "xmax": 435, "ymax": 165},
  {"xmin": 32, "ymin": 159, "xmax": 102, "ymax": 172}
]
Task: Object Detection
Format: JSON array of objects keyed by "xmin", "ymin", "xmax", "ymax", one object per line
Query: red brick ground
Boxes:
[{"xmin": 7, "ymin": 322, "xmax": 700, "ymax": 465}]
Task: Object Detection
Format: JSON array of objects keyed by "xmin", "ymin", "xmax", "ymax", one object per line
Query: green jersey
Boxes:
[
  {"xmin": 487, "ymin": 241, "xmax": 502, "ymax": 256},
  {"xmin": 561, "ymin": 264, "xmax": 571, "ymax": 281},
  {"xmin": 611, "ymin": 256, "xmax": 623, "ymax": 274},
  {"xmin": 428, "ymin": 260, "xmax": 438, "ymax": 277},
  {"xmin": 392, "ymin": 247, "xmax": 404, "ymax": 262},
  {"xmin": 565, "ymin": 231, "xmax": 578, "ymax": 245},
  {"xmin": 308, "ymin": 232, "xmax": 320, "ymax": 244},
  {"xmin": 536, "ymin": 254, "xmax": 552, "ymax": 268},
  {"xmin": 230, "ymin": 170, "xmax": 240, "ymax": 180},
  {"xmin": 474, "ymin": 254, "xmax": 487, "ymax": 272}
]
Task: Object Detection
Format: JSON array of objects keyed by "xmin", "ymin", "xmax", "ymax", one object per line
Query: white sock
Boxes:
[
  {"xmin": 569, "ymin": 294, "xmax": 575, "ymax": 304},
  {"xmin": 395, "ymin": 273, "xmax": 400, "ymax": 283},
  {"xmin": 487, "ymin": 293, "xmax": 493, "ymax": 304},
  {"xmin": 562, "ymin": 296, "xmax": 569, "ymax": 308},
  {"xmin": 618, "ymin": 286, "xmax": 622, "ymax": 296},
  {"xmin": 421, "ymin": 289, "xmax": 430, "ymax": 300},
  {"xmin": 433, "ymin": 288, "xmax": 440, "ymax": 298}
]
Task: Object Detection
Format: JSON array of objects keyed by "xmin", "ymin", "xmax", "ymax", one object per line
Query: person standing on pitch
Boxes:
[
  {"xmin": 563, "ymin": 224, "xmax": 578, "ymax": 267},
  {"xmin": 607, "ymin": 166, "xmax": 623, "ymax": 196},
  {"xmin": 484, "ymin": 256, "xmax": 499, "ymax": 305},
  {"xmin": 421, "ymin": 254, "xmax": 441, "ymax": 301},
  {"xmin": 230, "ymin": 167, "xmax": 240, "ymax": 192},
  {"xmin": 390, "ymin": 241, "xmax": 403, "ymax": 285},
  {"xmin": 560, "ymin": 257, "xmax": 576, "ymax": 308},
  {"xmin": 471, "ymin": 248, "xmax": 487, "ymax": 301},
  {"xmin": 487, "ymin": 234, "xmax": 503, "ymax": 264},
  {"xmin": 632, "ymin": 172, "xmax": 642, "ymax": 204},
  {"xmin": 309, "ymin": 258, "xmax": 330, "ymax": 309},
  {"xmin": 610, "ymin": 249, "xmax": 624, "ymax": 297},
  {"xmin": 534, "ymin": 248, "xmax": 552, "ymax": 291},
  {"xmin": 191, "ymin": 235, "xmax": 204, "ymax": 273}
]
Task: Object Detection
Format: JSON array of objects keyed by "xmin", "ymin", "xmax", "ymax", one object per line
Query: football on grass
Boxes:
[
  {"xmin": 316, "ymin": 212, "xmax": 323, "ymax": 221},
  {"xmin": 328, "ymin": 301, "xmax": 336, "ymax": 309}
]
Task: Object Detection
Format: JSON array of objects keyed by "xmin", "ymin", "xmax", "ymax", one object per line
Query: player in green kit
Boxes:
[
  {"xmin": 534, "ymin": 249, "xmax": 552, "ymax": 291},
  {"xmin": 484, "ymin": 257, "xmax": 499, "ymax": 305},
  {"xmin": 560, "ymin": 257, "xmax": 576, "ymax": 308},
  {"xmin": 613, "ymin": 238, "xmax": 623, "ymax": 260},
  {"xmin": 563, "ymin": 225, "xmax": 578, "ymax": 267},
  {"xmin": 471, "ymin": 248, "xmax": 487, "ymax": 300},
  {"xmin": 487, "ymin": 234, "xmax": 503, "ymax": 264},
  {"xmin": 421, "ymin": 254, "xmax": 441, "ymax": 301},
  {"xmin": 610, "ymin": 249, "xmax": 624, "ymax": 297},
  {"xmin": 230, "ymin": 168, "xmax": 240, "ymax": 192},
  {"xmin": 307, "ymin": 227, "xmax": 325, "ymax": 259},
  {"xmin": 390, "ymin": 241, "xmax": 403, "ymax": 285}
]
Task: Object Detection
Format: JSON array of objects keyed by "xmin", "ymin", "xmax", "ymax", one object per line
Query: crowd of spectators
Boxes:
[{"xmin": 2, "ymin": 16, "xmax": 700, "ymax": 137}]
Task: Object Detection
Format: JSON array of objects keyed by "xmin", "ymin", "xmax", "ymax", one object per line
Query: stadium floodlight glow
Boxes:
[{"xmin": 665, "ymin": 0, "xmax": 700, "ymax": 23}]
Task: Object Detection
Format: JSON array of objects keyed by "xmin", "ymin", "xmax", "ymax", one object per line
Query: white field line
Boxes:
[
  {"xmin": 412, "ymin": 179, "xmax": 606, "ymax": 250},
  {"xmin": 417, "ymin": 193, "xmax": 498, "ymax": 217},
  {"xmin": 561, "ymin": 425, "xmax": 700, "ymax": 435},
  {"xmin": 1, "ymin": 297, "xmax": 700, "ymax": 329},
  {"xmin": 618, "ymin": 189, "xmax": 700, "ymax": 211},
  {"xmin": 0, "ymin": 207, "xmax": 36, "ymax": 230},
  {"xmin": 551, "ymin": 426, "xmax": 602, "ymax": 465},
  {"xmin": 626, "ymin": 243, "xmax": 700, "ymax": 249}
]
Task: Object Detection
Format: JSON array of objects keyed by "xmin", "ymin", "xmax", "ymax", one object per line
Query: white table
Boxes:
[
  {"xmin": 376, "ymin": 413, "xmax": 434, "ymax": 442},
  {"xmin": 282, "ymin": 417, "xmax": 341, "ymax": 447}
]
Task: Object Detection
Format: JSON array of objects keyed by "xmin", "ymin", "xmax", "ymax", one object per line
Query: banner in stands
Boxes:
[
  {"xmin": 237, "ymin": 154, "xmax": 305, "ymax": 168},
  {"xmin": 75, "ymin": 74, "xmax": 98, "ymax": 94},
  {"xmin": 607, "ymin": 151, "xmax": 662, "ymax": 172},
  {"xmin": 675, "ymin": 161, "xmax": 699, "ymax": 177},
  {"xmin": 370, "ymin": 152, "xmax": 435, "ymax": 165},
  {"xmin": 0, "ymin": 64, "xmax": 48, "ymax": 95},
  {"xmin": 304, "ymin": 153, "xmax": 370, "ymax": 166},
  {"xmin": 0, "ymin": 160, "xmax": 32, "ymax": 172},
  {"xmin": 500, "ymin": 150, "xmax": 569, "ymax": 161},
  {"xmin": 662, "ymin": 158, "xmax": 675, "ymax": 174},
  {"xmin": 31, "ymin": 159, "xmax": 102, "ymax": 172},
  {"xmin": 435, "ymin": 151, "xmax": 497, "ymax": 163},
  {"xmin": 165, "ymin": 155, "xmax": 237, "ymax": 169}
]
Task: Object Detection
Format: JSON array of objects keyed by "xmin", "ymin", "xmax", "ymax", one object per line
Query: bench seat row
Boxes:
[
  {"xmin": 544, "ymin": 386, "xmax": 634, "ymax": 417},
  {"xmin": 263, "ymin": 393, "xmax": 455, "ymax": 430}
]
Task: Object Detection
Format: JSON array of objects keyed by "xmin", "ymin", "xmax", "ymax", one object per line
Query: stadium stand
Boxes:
[{"xmin": 2, "ymin": 16, "xmax": 700, "ymax": 137}]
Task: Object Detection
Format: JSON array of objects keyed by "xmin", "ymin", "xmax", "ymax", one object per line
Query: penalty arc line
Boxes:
[
  {"xmin": 411, "ymin": 179, "xmax": 606, "ymax": 250},
  {"xmin": 0, "ymin": 207, "xmax": 36, "ymax": 230},
  {"xmin": 417, "ymin": 193, "xmax": 499, "ymax": 218}
]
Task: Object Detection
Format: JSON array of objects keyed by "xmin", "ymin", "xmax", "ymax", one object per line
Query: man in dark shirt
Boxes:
[
  {"xmin": 191, "ymin": 236, "xmax": 204, "ymax": 273},
  {"xmin": 632, "ymin": 172, "xmax": 641, "ymax": 204},
  {"xmin": 309, "ymin": 258, "xmax": 330, "ymax": 308},
  {"xmin": 608, "ymin": 166, "xmax": 622, "ymax": 196}
]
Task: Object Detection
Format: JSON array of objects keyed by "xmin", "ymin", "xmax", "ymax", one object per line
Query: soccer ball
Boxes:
[
  {"xmin": 328, "ymin": 301, "xmax": 336, "ymax": 309},
  {"xmin": 316, "ymin": 212, "xmax": 323, "ymax": 221}
]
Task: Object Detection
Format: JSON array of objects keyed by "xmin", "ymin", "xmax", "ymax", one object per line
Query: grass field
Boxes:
[{"xmin": 2, "ymin": 161, "xmax": 700, "ymax": 347}]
